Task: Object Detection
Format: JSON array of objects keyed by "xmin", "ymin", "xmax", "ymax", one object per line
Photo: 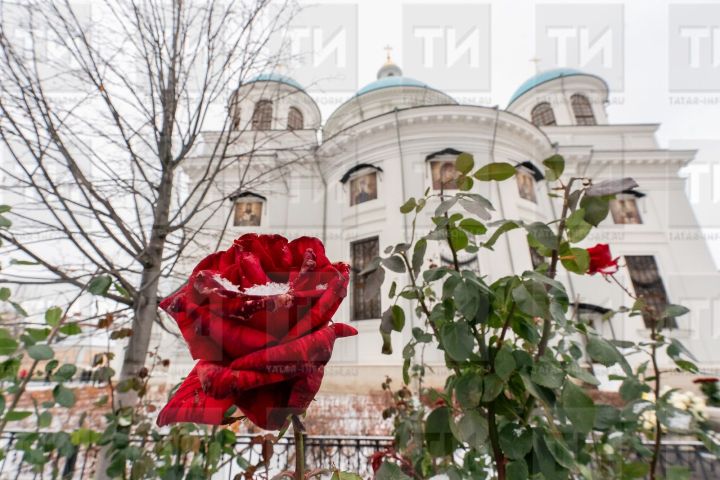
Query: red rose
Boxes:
[
  {"xmin": 586, "ymin": 243, "xmax": 619, "ymax": 275},
  {"xmin": 157, "ymin": 234, "xmax": 356, "ymax": 430}
]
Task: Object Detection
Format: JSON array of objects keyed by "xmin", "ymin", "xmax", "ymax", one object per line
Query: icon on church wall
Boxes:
[
  {"xmin": 350, "ymin": 171, "xmax": 378, "ymax": 206},
  {"xmin": 430, "ymin": 161, "xmax": 459, "ymax": 190},
  {"xmin": 516, "ymin": 169, "xmax": 537, "ymax": 203},
  {"xmin": 610, "ymin": 196, "xmax": 642, "ymax": 224},
  {"xmin": 233, "ymin": 201, "xmax": 263, "ymax": 227}
]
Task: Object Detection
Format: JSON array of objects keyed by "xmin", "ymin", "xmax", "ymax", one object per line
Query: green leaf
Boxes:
[
  {"xmin": 88, "ymin": 276, "xmax": 112, "ymax": 296},
  {"xmin": 474, "ymin": 162, "xmax": 516, "ymax": 181},
  {"xmin": 506, "ymin": 460, "xmax": 529, "ymax": 480},
  {"xmin": 0, "ymin": 215, "xmax": 11, "ymax": 228},
  {"xmin": 586, "ymin": 336, "xmax": 622, "ymax": 367},
  {"xmin": 663, "ymin": 304, "xmax": 689, "ymax": 318},
  {"xmin": 454, "ymin": 373, "xmax": 482, "ymax": 409},
  {"xmin": 494, "ymin": 346, "xmax": 516, "ymax": 381},
  {"xmin": 561, "ymin": 247, "xmax": 590, "ymax": 274},
  {"xmin": 621, "ymin": 461, "xmax": 649, "ymax": 478},
  {"xmin": 452, "ymin": 411, "xmax": 488, "ymax": 449},
  {"xmin": 0, "ymin": 338, "xmax": 19, "ymax": 356},
  {"xmin": 59, "ymin": 323, "xmax": 82, "ymax": 336},
  {"xmin": 400, "ymin": 197, "xmax": 416, "ymax": 214},
  {"xmin": 454, "ymin": 281, "xmax": 480, "ymax": 321},
  {"xmin": 455, "ymin": 152, "xmax": 474, "ymax": 174},
  {"xmin": 4, "ymin": 410, "xmax": 32, "ymax": 421},
  {"xmin": 499, "ymin": 423, "xmax": 533, "ymax": 460},
  {"xmin": 11, "ymin": 302, "xmax": 27, "ymax": 317},
  {"xmin": 544, "ymin": 435, "xmax": 575, "ymax": 469},
  {"xmin": 665, "ymin": 466, "xmax": 691, "ymax": 480},
  {"xmin": 382, "ymin": 256, "xmax": 406, "ymax": 273},
  {"xmin": 580, "ymin": 195, "xmax": 610, "ymax": 226},
  {"xmin": 0, "ymin": 287, "xmax": 10, "ymax": 301},
  {"xmin": 562, "ymin": 381, "xmax": 596, "ymax": 435},
  {"xmin": 38, "ymin": 411, "xmax": 52, "ymax": 428},
  {"xmin": 565, "ymin": 363, "xmax": 600, "ymax": 386},
  {"xmin": 0, "ymin": 205, "xmax": 10, "ymax": 214},
  {"xmin": 331, "ymin": 472, "xmax": 363, "ymax": 480},
  {"xmin": 411, "ymin": 238, "xmax": 426, "ymax": 278},
  {"xmin": 71, "ymin": 428, "xmax": 101, "ymax": 446},
  {"xmin": 458, "ymin": 195, "xmax": 493, "ymax": 220},
  {"xmin": 44, "ymin": 307, "xmax": 63, "ymax": 327},
  {"xmin": 482, "ymin": 221, "xmax": 519, "ymax": 249},
  {"xmin": 391, "ymin": 306, "xmax": 405, "ymax": 332},
  {"xmin": 375, "ymin": 462, "xmax": 411, "ymax": 480},
  {"xmin": 52, "ymin": 364, "xmax": 77, "ymax": 382},
  {"xmin": 542, "ymin": 154, "xmax": 565, "ymax": 181},
  {"xmin": 457, "ymin": 175, "xmax": 473, "ymax": 191},
  {"xmin": 525, "ymin": 221, "xmax": 557, "ymax": 249},
  {"xmin": 425, "ymin": 407, "xmax": 457, "ymax": 456},
  {"xmin": 459, "ymin": 218, "xmax": 486, "ymax": 235},
  {"xmin": 440, "ymin": 321, "xmax": 475, "ymax": 362},
  {"xmin": 565, "ymin": 209, "xmax": 592, "ymax": 243},
  {"xmin": 27, "ymin": 344, "xmax": 54, "ymax": 361},
  {"xmin": 53, "ymin": 385, "xmax": 76, "ymax": 408},
  {"xmin": 531, "ymin": 359, "xmax": 565, "ymax": 389},
  {"xmin": 512, "ymin": 280, "xmax": 550, "ymax": 317},
  {"xmin": 481, "ymin": 374, "xmax": 504, "ymax": 402},
  {"xmin": 448, "ymin": 227, "xmax": 468, "ymax": 252}
]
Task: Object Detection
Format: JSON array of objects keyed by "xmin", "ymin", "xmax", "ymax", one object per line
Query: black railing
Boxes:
[{"xmin": 0, "ymin": 432, "xmax": 717, "ymax": 479}]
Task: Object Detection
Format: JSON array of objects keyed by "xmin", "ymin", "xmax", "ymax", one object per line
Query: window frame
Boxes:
[
  {"xmin": 531, "ymin": 102, "xmax": 557, "ymax": 126},
  {"xmin": 251, "ymin": 99, "xmax": 273, "ymax": 130},
  {"xmin": 624, "ymin": 255, "xmax": 676, "ymax": 329},
  {"xmin": 350, "ymin": 237, "xmax": 382, "ymax": 321},
  {"xmin": 287, "ymin": 106, "xmax": 304, "ymax": 130},
  {"xmin": 570, "ymin": 94, "xmax": 596, "ymax": 126}
]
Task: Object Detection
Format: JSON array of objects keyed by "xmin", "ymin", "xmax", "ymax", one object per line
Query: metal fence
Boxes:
[{"xmin": 0, "ymin": 432, "xmax": 717, "ymax": 479}]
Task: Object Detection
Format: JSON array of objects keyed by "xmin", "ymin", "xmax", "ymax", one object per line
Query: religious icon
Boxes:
[
  {"xmin": 350, "ymin": 171, "xmax": 378, "ymax": 206},
  {"xmin": 233, "ymin": 201, "xmax": 262, "ymax": 226},
  {"xmin": 431, "ymin": 161, "xmax": 459, "ymax": 190},
  {"xmin": 610, "ymin": 196, "xmax": 642, "ymax": 224},
  {"xmin": 516, "ymin": 168, "xmax": 537, "ymax": 203}
]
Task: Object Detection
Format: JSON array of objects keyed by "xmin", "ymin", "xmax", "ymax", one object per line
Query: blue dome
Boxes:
[
  {"xmin": 508, "ymin": 68, "xmax": 585, "ymax": 104},
  {"xmin": 247, "ymin": 73, "xmax": 303, "ymax": 90},
  {"xmin": 356, "ymin": 76, "xmax": 430, "ymax": 96}
]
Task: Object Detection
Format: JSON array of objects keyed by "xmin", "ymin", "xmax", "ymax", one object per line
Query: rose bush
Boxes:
[{"xmin": 157, "ymin": 234, "xmax": 355, "ymax": 430}]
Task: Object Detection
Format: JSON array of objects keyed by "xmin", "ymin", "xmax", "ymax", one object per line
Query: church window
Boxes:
[
  {"xmin": 430, "ymin": 161, "xmax": 459, "ymax": 190},
  {"xmin": 625, "ymin": 255, "xmax": 676, "ymax": 329},
  {"xmin": 571, "ymin": 94, "xmax": 596, "ymax": 125},
  {"xmin": 531, "ymin": 102, "xmax": 557, "ymax": 126},
  {"xmin": 349, "ymin": 171, "xmax": 378, "ymax": 206},
  {"xmin": 287, "ymin": 107, "xmax": 304, "ymax": 130},
  {"xmin": 252, "ymin": 100, "xmax": 273, "ymax": 130},
  {"xmin": 351, "ymin": 237, "xmax": 381, "ymax": 320}
]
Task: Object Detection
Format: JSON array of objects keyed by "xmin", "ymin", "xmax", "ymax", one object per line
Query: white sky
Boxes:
[{"xmin": 289, "ymin": 0, "xmax": 720, "ymax": 267}]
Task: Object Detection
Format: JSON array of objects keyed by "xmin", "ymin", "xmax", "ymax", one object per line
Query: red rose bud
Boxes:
[
  {"xmin": 587, "ymin": 243, "xmax": 619, "ymax": 275},
  {"xmin": 157, "ymin": 234, "xmax": 355, "ymax": 430},
  {"xmin": 18, "ymin": 369, "xmax": 28, "ymax": 379}
]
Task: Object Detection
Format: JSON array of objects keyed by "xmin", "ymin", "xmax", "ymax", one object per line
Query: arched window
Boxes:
[
  {"xmin": 251, "ymin": 100, "xmax": 273, "ymax": 130},
  {"xmin": 531, "ymin": 102, "xmax": 556, "ymax": 126},
  {"xmin": 287, "ymin": 107, "xmax": 304, "ymax": 130},
  {"xmin": 571, "ymin": 94, "xmax": 596, "ymax": 125}
]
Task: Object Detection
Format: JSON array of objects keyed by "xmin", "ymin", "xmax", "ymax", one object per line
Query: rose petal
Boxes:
[{"xmin": 156, "ymin": 366, "xmax": 234, "ymax": 426}]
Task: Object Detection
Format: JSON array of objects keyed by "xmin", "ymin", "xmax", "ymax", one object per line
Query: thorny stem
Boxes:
[{"xmin": 292, "ymin": 415, "xmax": 305, "ymax": 480}]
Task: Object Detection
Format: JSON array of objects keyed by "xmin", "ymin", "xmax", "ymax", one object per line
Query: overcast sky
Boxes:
[{"xmin": 283, "ymin": 0, "xmax": 720, "ymax": 266}]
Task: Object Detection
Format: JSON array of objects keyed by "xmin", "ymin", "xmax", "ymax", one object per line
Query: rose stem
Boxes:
[{"xmin": 292, "ymin": 415, "xmax": 305, "ymax": 480}]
